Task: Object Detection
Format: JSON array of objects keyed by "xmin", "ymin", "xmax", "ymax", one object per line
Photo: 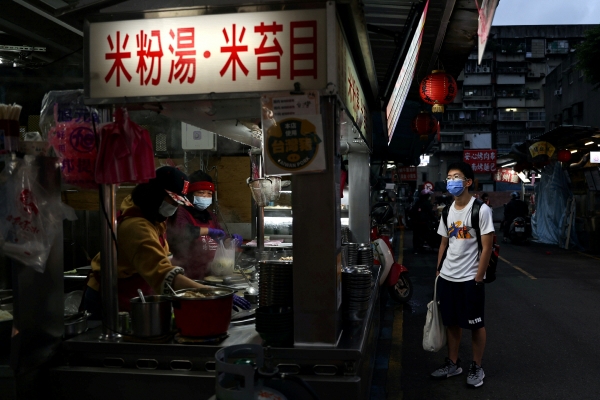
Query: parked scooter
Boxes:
[
  {"xmin": 370, "ymin": 203, "xmax": 413, "ymax": 303},
  {"xmin": 505, "ymin": 216, "xmax": 531, "ymax": 244}
]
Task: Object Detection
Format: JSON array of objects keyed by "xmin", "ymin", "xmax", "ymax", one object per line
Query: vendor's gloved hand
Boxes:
[
  {"xmin": 231, "ymin": 234, "xmax": 243, "ymax": 245},
  {"xmin": 208, "ymin": 228, "xmax": 226, "ymax": 240},
  {"xmin": 233, "ymin": 294, "xmax": 251, "ymax": 310}
]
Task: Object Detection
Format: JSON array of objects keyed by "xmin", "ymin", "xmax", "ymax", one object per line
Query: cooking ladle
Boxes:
[
  {"xmin": 166, "ymin": 283, "xmax": 179, "ymax": 297},
  {"xmin": 137, "ymin": 289, "xmax": 146, "ymax": 303},
  {"xmin": 234, "ymin": 266, "xmax": 258, "ymax": 294}
]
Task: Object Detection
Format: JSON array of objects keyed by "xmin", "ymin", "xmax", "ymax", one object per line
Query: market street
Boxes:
[{"xmin": 395, "ymin": 230, "xmax": 600, "ymax": 400}]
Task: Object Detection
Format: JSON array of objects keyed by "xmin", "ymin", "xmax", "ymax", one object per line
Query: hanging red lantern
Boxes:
[
  {"xmin": 411, "ymin": 111, "xmax": 438, "ymax": 141},
  {"xmin": 419, "ymin": 70, "xmax": 458, "ymax": 113},
  {"xmin": 557, "ymin": 149, "xmax": 571, "ymax": 162}
]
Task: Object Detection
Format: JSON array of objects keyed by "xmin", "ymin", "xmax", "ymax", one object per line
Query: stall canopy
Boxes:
[
  {"xmin": 1, "ymin": 0, "xmax": 481, "ymax": 166},
  {"xmin": 498, "ymin": 125, "xmax": 600, "ymax": 167}
]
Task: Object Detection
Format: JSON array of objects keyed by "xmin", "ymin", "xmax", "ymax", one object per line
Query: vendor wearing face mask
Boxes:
[
  {"xmin": 84, "ymin": 166, "xmax": 250, "ymax": 318},
  {"xmin": 167, "ymin": 170, "xmax": 243, "ymax": 280}
]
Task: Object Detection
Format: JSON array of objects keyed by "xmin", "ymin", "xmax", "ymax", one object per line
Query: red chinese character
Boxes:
[
  {"xmin": 136, "ymin": 30, "xmax": 163, "ymax": 86},
  {"xmin": 254, "ymin": 22, "xmax": 284, "ymax": 79},
  {"xmin": 168, "ymin": 28, "xmax": 196, "ymax": 84},
  {"xmin": 105, "ymin": 32, "xmax": 132, "ymax": 87},
  {"xmin": 347, "ymin": 74, "xmax": 355, "ymax": 102},
  {"xmin": 290, "ymin": 21, "xmax": 318, "ymax": 79},
  {"xmin": 220, "ymin": 24, "xmax": 249, "ymax": 81}
]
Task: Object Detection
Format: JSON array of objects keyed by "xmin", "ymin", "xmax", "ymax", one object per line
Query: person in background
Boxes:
[
  {"xmin": 502, "ymin": 191, "xmax": 528, "ymax": 241},
  {"xmin": 480, "ymin": 193, "xmax": 491, "ymax": 207},
  {"xmin": 412, "ymin": 188, "xmax": 436, "ymax": 254},
  {"xmin": 84, "ymin": 166, "xmax": 250, "ymax": 319},
  {"xmin": 167, "ymin": 170, "xmax": 243, "ymax": 280}
]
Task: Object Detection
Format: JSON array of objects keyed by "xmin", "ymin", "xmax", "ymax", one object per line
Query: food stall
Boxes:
[{"xmin": 9, "ymin": 2, "xmax": 381, "ymax": 398}]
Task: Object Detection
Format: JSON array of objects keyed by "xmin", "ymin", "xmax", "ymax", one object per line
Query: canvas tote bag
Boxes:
[{"xmin": 423, "ymin": 276, "xmax": 447, "ymax": 352}]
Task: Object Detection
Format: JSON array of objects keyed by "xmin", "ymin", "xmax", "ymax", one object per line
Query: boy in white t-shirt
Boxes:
[{"xmin": 430, "ymin": 162, "xmax": 494, "ymax": 388}]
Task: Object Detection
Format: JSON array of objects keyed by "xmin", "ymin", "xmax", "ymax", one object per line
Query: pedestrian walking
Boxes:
[{"xmin": 430, "ymin": 162, "xmax": 494, "ymax": 388}]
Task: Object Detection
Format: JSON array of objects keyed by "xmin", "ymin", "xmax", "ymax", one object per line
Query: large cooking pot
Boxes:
[
  {"xmin": 130, "ymin": 295, "xmax": 172, "ymax": 337},
  {"xmin": 171, "ymin": 288, "xmax": 234, "ymax": 337}
]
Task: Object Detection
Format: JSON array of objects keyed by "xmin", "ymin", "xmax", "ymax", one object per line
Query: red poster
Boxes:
[
  {"xmin": 398, "ymin": 166, "xmax": 417, "ymax": 181},
  {"xmin": 494, "ymin": 168, "xmax": 520, "ymax": 184},
  {"xmin": 463, "ymin": 150, "xmax": 497, "ymax": 173}
]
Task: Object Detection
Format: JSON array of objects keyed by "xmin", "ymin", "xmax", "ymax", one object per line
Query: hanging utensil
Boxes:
[{"xmin": 137, "ymin": 289, "xmax": 146, "ymax": 303}]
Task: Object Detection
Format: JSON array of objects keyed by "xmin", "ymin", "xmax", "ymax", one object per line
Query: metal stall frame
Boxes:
[{"xmin": 53, "ymin": 2, "xmax": 381, "ymax": 398}]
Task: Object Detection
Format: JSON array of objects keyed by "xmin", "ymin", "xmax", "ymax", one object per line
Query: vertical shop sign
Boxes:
[
  {"xmin": 87, "ymin": 9, "xmax": 327, "ymax": 100},
  {"xmin": 475, "ymin": 0, "xmax": 500, "ymax": 64},
  {"xmin": 463, "ymin": 149, "xmax": 497, "ymax": 173},
  {"xmin": 336, "ymin": 20, "xmax": 370, "ymax": 143},
  {"xmin": 261, "ymin": 91, "xmax": 325, "ymax": 175},
  {"xmin": 386, "ymin": 0, "xmax": 429, "ymax": 142}
]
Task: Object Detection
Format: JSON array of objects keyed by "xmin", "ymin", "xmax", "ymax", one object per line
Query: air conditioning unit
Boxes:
[
  {"xmin": 482, "ymin": 67, "xmax": 490, "ymax": 72},
  {"xmin": 554, "ymin": 89, "xmax": 562, "ymax": 96},
  {"xmin": 528, "ymin": 72, "xmax": 535, "ymax": 77}
]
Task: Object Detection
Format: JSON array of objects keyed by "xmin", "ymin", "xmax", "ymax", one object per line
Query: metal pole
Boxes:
[
  {"xmin": 99, "ymin": 183, "xmax": 120, "ymax": 340},
  {"xmin": 257, "ymin": 206, "xmax": 265, "ymax": 251},
  {"xmin": 348, "ymin": 151, "xmax": 371, "ymax": 243},
  {"xmin": 256, "ymin": 153, "xmax": 265, "ymax": 251}
]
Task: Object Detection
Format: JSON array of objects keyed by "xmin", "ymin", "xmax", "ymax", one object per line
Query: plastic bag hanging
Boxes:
[
  {"xmin": 43, "ymin": 90, "xmax": 101, "ymax": 189},
  {"xmin": 0, "ymin": 157, "xmax": 72, "ymax": 272},
  {"xmin": 95, "ymin": 108, "xmax": 156, "ymax": 184},
  {"xmin": 210, "ymin": 238, "xmax": 238, "ymax": 277}
]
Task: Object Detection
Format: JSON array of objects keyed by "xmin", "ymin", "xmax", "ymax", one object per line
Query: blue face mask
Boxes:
[
  {"xmin": 193, "ymin": 196, "xmax": 212, "ymax": 210},
  {"xmin": 446, "ymin": 180, "xmax": 465, "ymax": 197}
]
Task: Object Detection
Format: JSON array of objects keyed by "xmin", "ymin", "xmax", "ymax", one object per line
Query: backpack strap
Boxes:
[
  {"xmin": 472, "ymin": 199, "xmax": 483, "ymax": 258},
  {"xmin": 437, "ymin": 204, "xmax": 451, "ymax": 271}
]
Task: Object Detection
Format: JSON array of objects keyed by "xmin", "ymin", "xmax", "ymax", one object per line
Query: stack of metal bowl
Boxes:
[
  {"xmin": 356, "ymin": 243, "xmax": 374, "ymax": 267},
  {"xmin": 341, "ymin": 227, "xmax": 351, "ymax": 243},
  {"xmin": 257, "ymin": 260, "xmax": 293, "ymax": 306},
  {"xmin": 342, "ymin": 266, "xmax": 373, "ymax": 321},
  {"xmin": 255, "ymin": 305, "xmax": 293, "ymax": 347},
  {"xmin": 256, "ymin": 260, "xmax": 294, "ymax": 346},
  {"xmin": 344, "ymin": 243, "xmax": 359, "ymax": 266}
]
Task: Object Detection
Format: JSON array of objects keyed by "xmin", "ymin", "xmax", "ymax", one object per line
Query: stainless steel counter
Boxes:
[{"xmin": 51, "ymin": 265, "xmax": 382, "ymax": 400}]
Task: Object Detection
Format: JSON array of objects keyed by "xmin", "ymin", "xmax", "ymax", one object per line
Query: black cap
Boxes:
[{"xmin": 150, "ymin": 166, "xmax": 192, "ymax": 206}]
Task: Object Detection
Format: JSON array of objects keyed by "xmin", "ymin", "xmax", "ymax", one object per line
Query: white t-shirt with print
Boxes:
[{"xmin": 437, "ymin": 196, "xmax": 495, "ymax": 282}]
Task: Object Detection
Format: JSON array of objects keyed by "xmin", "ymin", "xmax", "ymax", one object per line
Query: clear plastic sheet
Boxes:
[{"xmin": 531, "ymin": 162, "xmax": 579, "ymax": 248}]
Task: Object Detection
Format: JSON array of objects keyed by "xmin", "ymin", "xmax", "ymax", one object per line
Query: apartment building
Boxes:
[{"xmin": 424, "ymin": 25, "xmax": 596, "ymax": 190}]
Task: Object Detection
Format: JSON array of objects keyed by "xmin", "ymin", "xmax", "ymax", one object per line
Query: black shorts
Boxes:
[{"xmin": 437, "ymin": 276, "xmax": 485, "ymax": 330}]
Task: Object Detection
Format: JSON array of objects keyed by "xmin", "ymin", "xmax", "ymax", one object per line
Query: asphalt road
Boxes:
[{"xmin": 399, "ymin": 230, "xmax": 600, "ymax": 400}]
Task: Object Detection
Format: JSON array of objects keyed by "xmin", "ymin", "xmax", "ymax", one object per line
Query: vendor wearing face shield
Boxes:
[
  {"xmin": 84, "ymin": 166, "xmax": 249, "ymax": 319},
  {"xmin": 167, "ymin": 170, "xmax": 244, "ymax": 280}
]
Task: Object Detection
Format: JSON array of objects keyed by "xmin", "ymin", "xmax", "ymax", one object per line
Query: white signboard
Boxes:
[
  {"xmin": 87, "ymin": 9, "xmax": 327, "ymax": 100},
  {"xmin": 590, "ymin": 151, "xmax": 600, "ymax": 164},
  {"xmin": 385, "ymin": 0, "xmax": 429, "ymax": 143},
  {"xmin": 337, "ymin": 21, "xmax": 369, "ymax": 142},
  {"xmin": 261, "ymin": 91, "xmax": 325, "ymax": 175}
]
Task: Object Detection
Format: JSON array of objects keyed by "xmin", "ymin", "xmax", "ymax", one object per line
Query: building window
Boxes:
[
  {"xmin": 547, "ymin": 40, "xmax": 569, "ymax": 54},
  {"xmin": 529, "ymin": 111, "xmax": 546, "ymax": 121}
]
